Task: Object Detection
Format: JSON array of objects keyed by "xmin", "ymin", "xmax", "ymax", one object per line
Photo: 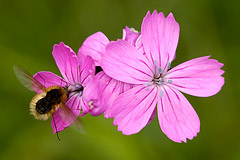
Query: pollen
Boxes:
[{"xmin": 88, "ymin": 101, "xmax": 95, "ymax": 109}]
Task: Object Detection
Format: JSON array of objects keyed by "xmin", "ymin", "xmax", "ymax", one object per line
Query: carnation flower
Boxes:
[
  {"xmin": 33, "ymin": 42, "xmax": 95, "ymax": 133},
  {"xmin": 100, "ymin": 10, "xmax": 225, "ymax": 142}
]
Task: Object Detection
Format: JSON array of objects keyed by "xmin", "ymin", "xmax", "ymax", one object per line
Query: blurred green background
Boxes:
[{"xmin": 0, "ymin": 0, "xmax": 239, "ymax": 159}]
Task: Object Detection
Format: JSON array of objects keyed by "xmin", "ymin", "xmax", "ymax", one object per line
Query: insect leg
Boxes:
[
  {"xmin": 52, "ymin": 115, "xmax": 61, "ymax": 141},
  {"xmin": 37, "ymin": 72, "xmax": 46, "ymax": 87}
]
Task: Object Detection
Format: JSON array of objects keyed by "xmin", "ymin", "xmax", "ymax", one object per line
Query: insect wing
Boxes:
[
  {"xmin": 59, "ymin": 105, "xmax": 86, "ymax": 134},
  {"xmin": 13, "ymin": 65, "xmax": 45, "ymax": 91}
]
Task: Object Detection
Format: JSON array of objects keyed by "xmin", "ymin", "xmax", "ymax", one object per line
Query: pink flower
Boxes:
[
  {"xmin": 100, "ymin": 11, "xmax": 225, "ymax": 142},
  {"xmin": 78, "ymin": 27, "xmax": 140, "ymax": 117},
  {"xmin": 33, "ymin": 42, "xmax": 95, "ymax": 133}
]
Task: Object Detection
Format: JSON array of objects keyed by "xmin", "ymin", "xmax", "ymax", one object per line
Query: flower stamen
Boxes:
[
  {"xmin": 167, "ymin": 61, "xmax": 171, "ymax": 69},
  {"xmin": 145, "ymin": 83, "xmax": 151, "ymax": 87},
  {"xmin": 69, "ymin": 84, "xmax": 84, "ymax": 96},
  {"xmin": 160, "ymin": 90, "xmax": 164, "ymax": 97},
  {"xmin": 167, "ymin": 79, "xmax": 173, "ymax": 83},
  {"xmin": 158, "ymin": 67, "xmax": 163, "ymax": 74},
  {"xmin": 159, "ymin": 78, "xmax": 163, "ymax": 85},
  {"xmin": 154, "ymin": 60, "xmax": 157, "ymax": 67}
]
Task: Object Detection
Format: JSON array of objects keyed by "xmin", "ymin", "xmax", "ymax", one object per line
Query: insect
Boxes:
[{"xmin": 13, "ymin": 65, "xmax": 82, "ymax": 140}]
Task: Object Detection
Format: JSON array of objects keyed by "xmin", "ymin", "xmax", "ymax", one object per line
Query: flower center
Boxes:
[
  {"xmin": 144, "ymin": 61, "xmax": 173, "ymax": 98},
  {"xmin": 152, "ymin": 74, "xmax": 164, "ymax": 85},
  {"xmin": 151, "ymin": 61, "xmax": 173, "ymax": 86},
  {"xmin": 68, "ymin": 84, "xmax": 84, "ymax": 97}
]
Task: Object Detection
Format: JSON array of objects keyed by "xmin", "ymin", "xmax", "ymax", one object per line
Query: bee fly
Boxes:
[
  {"xmin": 30, "ymin": 85, "xmax": 68, "ymax": 121},
  {"xmin": 13, "ymin": 65, "xmax": 82, "ymax": 140}
]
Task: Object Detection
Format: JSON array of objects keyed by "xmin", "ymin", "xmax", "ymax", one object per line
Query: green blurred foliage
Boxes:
[{"xmin": 0, "ymin": 0, "xmax": 239, "ymax": 159}]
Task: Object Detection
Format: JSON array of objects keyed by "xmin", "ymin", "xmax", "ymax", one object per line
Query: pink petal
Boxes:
[
  {"xmin": 92, "ymin": 72, "xmax": 134, "ymax": 118},
  {"xmin": 147, "ymin": 108, "xmax": 156, "ymax": 125},
  {"xmin": 157, "ymin": 85, "xmax": 200, "ymax": 143},
  {"xmin": 78, "ymin": 32, "xmax": 109, "ymax": 66},
  {"xmin": 101, "ymin": 40, "xmax": 153, "ymax": 84},
  {"xmin": 111, "ymin": 85, "xmax": 158, "ymax": 135},
  {"xmin": 103, "ymin": 79, "xmax": 133, "ymax": 118},
  {"xmin": 81, "ymin": 72, "xmax": 106, "ymax": 116},
  {"xmin": 78, "ymin": 54, "xmax": 95, "ymax": 85},
  {"xmin": 97, "ymin": 73, "xmax": 130, "ymax": 118},
  {"xmin": 52, "ymin": 42, "xmax": 80, "ymax": 84},
  {"xmin": 122, "ymin": 26, "xmax": 144, "ymax": 54},
  {"xmin": 33, "ymin": 71, "xmax": 66, "ymax": 93},
  {"xmin": 122, "ymin": 26, "xmax": 141, "ymax": 46},
  {"xmin": 141, "ymin": 10, "xmax": 179, "ymax": 70},
  {"xmin": 52, "ymin": 108, "xmax": 68, "ymax": 134},
  {"xmin": 51, "ymin": 94, "xmax": 81, "ymax": 133},
  {"xmin": 80, "ymin": 98, "xmax": 90, "ymax": 117},
  {"xmin": 66, "ymin": 94, "xmax": 82, "ymax": 110},
  {"xmin": 166, "ymin": 56, "xmax": 225, "ymax": 97},
  {"xmin": 51, "ymin": 108, "xmax": 80, "ymax": 134},
  {"xmin": 82, "ymin": 71, "xmax": 134, "ymax": 117}
]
